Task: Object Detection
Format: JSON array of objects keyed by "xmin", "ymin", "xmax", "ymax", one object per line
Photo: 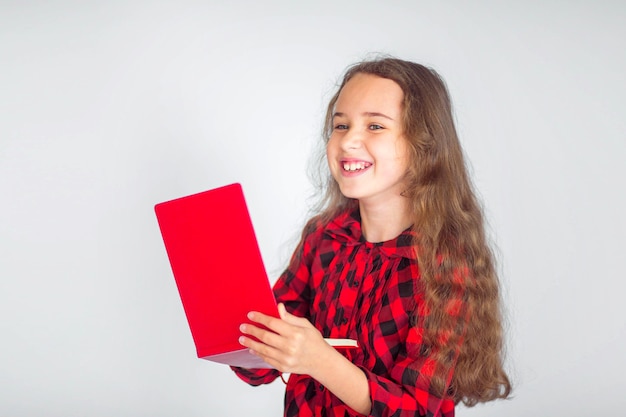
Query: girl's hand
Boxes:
[
  {"xmin": 238, "ymin": 303, "xmax": 333, "ymax": 376},
  {"xmin": 240, "ymin": 303, "xmax": 372, "ymax": 414}
]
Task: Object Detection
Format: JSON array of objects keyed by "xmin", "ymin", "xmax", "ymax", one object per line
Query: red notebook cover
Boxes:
[{"xmin": 154, "ymin": 183, "xmax": 279, "ymax": 368}]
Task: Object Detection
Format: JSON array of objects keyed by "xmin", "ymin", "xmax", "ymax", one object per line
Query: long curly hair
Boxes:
[{"xmin": 311, "ymin": 57, "xmax": 512, "ymax": 406}]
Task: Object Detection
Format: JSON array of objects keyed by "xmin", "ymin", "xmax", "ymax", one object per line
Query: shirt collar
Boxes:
[{"xmin": 324, "ymin": 209, "xmax": 417, "ymax": 259}]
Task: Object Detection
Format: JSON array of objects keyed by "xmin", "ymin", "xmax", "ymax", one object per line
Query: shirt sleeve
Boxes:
[
  {"xmin": 230, "ymin": 366, "xmax": 281, "ymax": 386},
  {"xmin": 230, "ymin": 228, "xmax": 316, "ymax": 386},
  {"xmin": 359, "ymin": 326, "xmax": 456, "ymax": 417}
]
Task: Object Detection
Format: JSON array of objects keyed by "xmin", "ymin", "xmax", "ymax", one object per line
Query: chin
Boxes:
[{"xmin": 337, "ymin": 186, "xmax": 364, "ymax": 201}]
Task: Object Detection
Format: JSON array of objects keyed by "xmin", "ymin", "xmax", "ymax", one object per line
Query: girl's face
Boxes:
[{"xmin": 327, "ymin": 73, "xmax": 410, "ymax": 206}]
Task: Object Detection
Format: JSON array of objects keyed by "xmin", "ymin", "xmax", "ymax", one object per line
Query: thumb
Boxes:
[{"xmin": 278, "ymin": 303, "xmax": 308, "ymax": 327}]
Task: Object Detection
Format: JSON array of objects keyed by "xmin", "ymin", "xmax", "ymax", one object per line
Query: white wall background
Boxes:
[{"xmin": 1, "ymin": 1, "xmax": 624, "ymax": 416}]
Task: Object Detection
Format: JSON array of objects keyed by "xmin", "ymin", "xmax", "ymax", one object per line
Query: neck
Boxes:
[{"xmin": 358, "ymin": 197, "xmax": 412, "ymax": 243}]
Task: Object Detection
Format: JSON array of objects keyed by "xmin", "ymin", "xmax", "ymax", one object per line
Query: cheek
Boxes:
[
  {"xmin": 326, "ymin": 137, "xmax": 338, "ymax": 160},
  {"xmin": 394, "ymin": 138, "xmax": 410, "ymax": 157},
  {"xmin": 394, "ymin": 141, "xmax": 411, "ymax": 168}
]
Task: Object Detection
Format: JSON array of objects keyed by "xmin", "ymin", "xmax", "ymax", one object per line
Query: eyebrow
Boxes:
[{"xmin": 332, "ymin": 111, "xmax": 395, "ymax": 121}]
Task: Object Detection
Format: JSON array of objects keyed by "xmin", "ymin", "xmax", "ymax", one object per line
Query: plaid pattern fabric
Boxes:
[{"xmin": 233, "ymin": 209, "xmax": 460, "ymax": 417}]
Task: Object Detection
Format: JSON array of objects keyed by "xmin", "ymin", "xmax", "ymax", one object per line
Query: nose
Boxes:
[{"xmin": 340, "ymin": 127, "xmax": 363, "ymax": 151}]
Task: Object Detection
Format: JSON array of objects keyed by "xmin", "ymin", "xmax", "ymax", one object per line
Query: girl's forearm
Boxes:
[{"xmin": 309, "ymin": 345, "xmax": 372, "ymax": 415}]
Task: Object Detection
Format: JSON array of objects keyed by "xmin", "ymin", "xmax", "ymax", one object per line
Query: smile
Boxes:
[{"xmin": 342, "ymin": 161, "xmax": 372, "ymax": 172}]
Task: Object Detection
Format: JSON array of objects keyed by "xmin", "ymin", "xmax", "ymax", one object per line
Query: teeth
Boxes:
[{"xmin": 342, "ymin": 161, "xmax": 369, "ymax": 171}]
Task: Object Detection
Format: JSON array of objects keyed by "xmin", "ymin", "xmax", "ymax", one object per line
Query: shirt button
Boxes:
[
  {"xmin": 351, "ymin": 280, "xmax": 360, "ymax": 287},
  {"xmin": 319, "ymin": 384, "xmax": 325, "ymax": 391},
  {"xmin": 341, "ymin": 318, "xmax": 348, "ymax": 325}
]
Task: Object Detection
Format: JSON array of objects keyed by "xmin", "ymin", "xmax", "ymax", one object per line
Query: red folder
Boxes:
[
  {"xmin": 155, "ymin": 183, "xmax": 358, "ymax": 368},
  {"xmin": 155, "ymin": 183, "xmax": 279, "ymax": 368}
]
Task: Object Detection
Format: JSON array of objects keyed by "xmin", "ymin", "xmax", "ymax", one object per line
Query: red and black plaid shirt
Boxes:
[{"xmin": 234, "ymin": 209, "xmax": 460, "ymax": 417}]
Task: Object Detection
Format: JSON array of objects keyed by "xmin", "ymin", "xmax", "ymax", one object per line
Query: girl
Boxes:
[{"xmin": 234, "ymin": 57, "xmax": 511, "ymax": 417}]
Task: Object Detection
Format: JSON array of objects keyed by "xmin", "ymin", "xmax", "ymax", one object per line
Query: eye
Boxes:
[
  {"xmin": 334, "ymin": 123, "xmax": 349, "ymax": 130},
  {"xmin": 368, "ymin": 124, "xmax": 384, "ymax": 130}
]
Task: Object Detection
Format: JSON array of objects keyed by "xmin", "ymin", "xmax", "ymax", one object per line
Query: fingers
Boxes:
[
  {"xmin": 238, "ymin": 323, "xmax": 298, "ymax": 370},
  {"xmin": 247, "ymin": 310, "xmax": 289, "ymax": 334},
  {"xmin": 239, "ymin": 322, "xmax": 281, "ymax": 349},
  {"xmin": 238, "ymin": 331, "xmax": 280, "ymax": 361},
  {"xmin": 238, "ymin": 327, "xmax": 304, "ymax": 373},
  {"xmin": 238, "ymin": 307, "xmax": 325, "ymax": 374}
]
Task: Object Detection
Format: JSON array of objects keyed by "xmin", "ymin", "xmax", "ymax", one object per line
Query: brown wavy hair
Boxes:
[{"xmin": 310, "ymin": 57, "xmax": 511, "ymax": 406}]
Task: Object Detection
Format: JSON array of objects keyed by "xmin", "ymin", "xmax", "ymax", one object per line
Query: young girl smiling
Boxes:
[{"xmin": 234, "ymin": 57, "xmax": 511, "ymax": 417}]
